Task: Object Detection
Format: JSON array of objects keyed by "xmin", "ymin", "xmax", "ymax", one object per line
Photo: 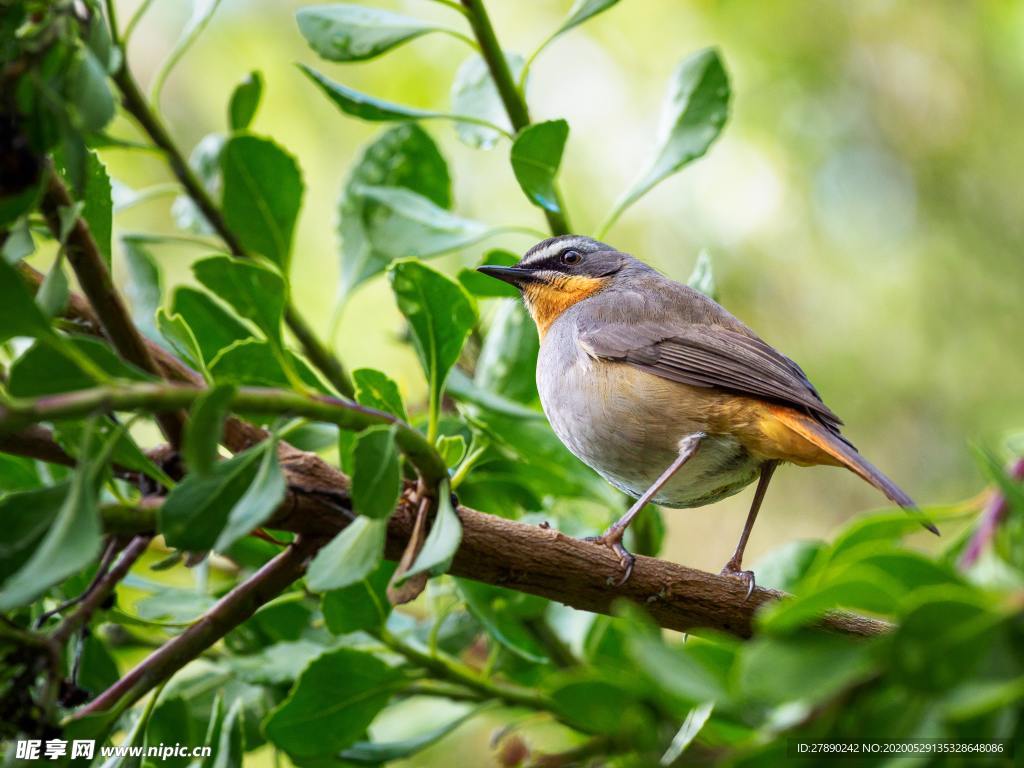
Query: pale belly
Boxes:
[{"xmin": 537, "ymin": 337, "xmax": 761, "ymax": 508}]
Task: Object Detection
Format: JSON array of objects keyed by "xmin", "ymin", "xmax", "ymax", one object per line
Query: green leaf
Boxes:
[
  {"xmin": 171, "ymin": 286, "xmax": 251, "ymax": 365},
  {"xmin": 352, "ymin": 425, "xmax": 402, "ymax": 520},
  {"xmin": 150, "ymin": 0, "xmax": 224, "ymax": 107},
  {"xmin": 220, "ymin": 135, "xmax": 303, "ymax": 271},
  {"xmin": 357, "ymin": 185, "xmax": 494, "ymax": 259},
  {"xmin": 122, "ymin": 236, "xmax": 163, "ymax": 338},
  {"xmin": 172, "ymin": 134, "xmax": 225, "ymax": 234},
  {"xmin": 36, "ymin": 257, "xmax": 69, "ymax": 318},
  {"xmin": 1, "ymin": 218, "xmax": 35, "ymax": 264},
  {"xmin": 306, "ymin": 516, "xmax": 389, "ymax": 592},
  {"xmin": 661, "ymin": 702, "xmax": 714, "ymax": 766},
  {"xmin": 296, "ymin": 4, "xmax": 441, "ymax": 62},
  {"xmin": 264, "ymin": 647, "xmax": 403, "ymax": 757},
  {"xmin": 450, "ymin": 53, "xmax": 523, "ymax": 149},
  {"xmin": 475, "ymin": 300, "xmax": 539, "ymax": 404},
  {"xmin": 300, "ymin": 64, "xmax": 436, "ymax": 122},
  {"xmin": 388, "ymin": 260, "xmax": 477, "ymax": 428},
  {"xmin": 78, "ymin": 151, "xmax": 113, "ymax": 269},
  {"xmin": 184, "ymin": 384, "xmax": 237, "ymax": 475},
  {"xmin": 338, "ymin": 125, "xmax": 451, "ymax": 299},
  {"xmin": 0, "ymin": 440, "xmax": 102, "ymax": 611},
  {"xmin": 436, "ymin": 434, "xmax": 467, "ymax": 467},
  {"xmin": 8, "ymin": 337, "xmax": 151, "ymax": 396},
  {"xmin": 192, "ymin": 254, "xmax": 286, "ymax": 345},
  {"xmin": 0, "ymin": 483, "xmax": 66, "ymax": 584},
  {"xmin": 200, "ymin": 697, "xmax": 245, "ymax": 768},
  {"xmin": 607, "ymin": 48, "xmax": 729, "ymax": 228},
  {"xmin": 0, "ymin": 256, "xmax": 60, "ymax": 344},
  {"xmin": 159, "ymin": 445, "xmax": 264, "ymax": 551},
  {"xmin": 209, "ymin": 339, "xmax": 326, "ymax": 392},
  {"xmin": 156, "ymin": 308, "xmax": 206, "ymax": 374},
  {"xmin": 353, "ymin": 367, "xmax": 408, "ymax": 420},
  {"xmin": 322, "ymin": 561, "xmax": 396, "ymax": 635},
  {"xmin": 510, "ymin": 120, "xmax": 568, "ymax": 213},
  {"xmin": 339, "ymin": 706, "xmax": 483, "ymax": 763},
  {"xmin": 228, "ymin": 71, "xmax": 263, "ymax": 131},
  {"xmin": 554, "ymin": 0, "xmax": 621, "ymax": 37},
  {"xmin": 456, "ymin": 579, "xmax": 549, "ymax": 663},
  {"xmin": 458, "ymin": 249, "xmax": 519, "ymax": 299},
  {"xmin": 404, "ymin": 479, "xmax": 462, "ymax": 579},
  {"xmin": 69, "ymin": 46, "xmax": 115, "ymax": 132},
  {"xmin": 685, "ymin": 248, "xmax": 718, "ymax": 302},
  {"xmin": 550, "ymin": 677, "xmax": 637, "ymax": 733}
]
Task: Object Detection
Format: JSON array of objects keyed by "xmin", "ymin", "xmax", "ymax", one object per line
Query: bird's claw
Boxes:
[
  {"xmin": 720, "ymin": 563, "xmax": 756, "ymax": 600},
  {"xmin": 585, "ymin": 532, "xmax": 635, "ymax": 586}
]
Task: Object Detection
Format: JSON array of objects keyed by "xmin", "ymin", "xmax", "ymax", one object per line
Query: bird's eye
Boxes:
[{"xmin": 560, "ymin": 249, "xmax": 582, "ymax": 266}]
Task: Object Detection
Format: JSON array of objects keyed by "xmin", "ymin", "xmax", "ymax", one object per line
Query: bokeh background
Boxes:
[{"xmin": 101, "ymin": 0, "xmax": 1021, "ymax": 660}]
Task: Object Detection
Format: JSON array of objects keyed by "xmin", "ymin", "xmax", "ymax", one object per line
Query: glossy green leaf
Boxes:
[
  {"xmin": 457, "ymin": 579, "xmax": 549, "ymax": 663},
  {"xmin": 1, "ymin": 218, "xmax": 35, "ymax": 264},
  {"xmin": 0, "ymin": 483, "xmax": 66, "ymax": 583},
  {"xmin": 550, "ymin": 677, "xmax": 637, "ymax": 733},
  {"xmin": 297, "ymin": 4, "xmax": 440, "ymax": 62},
  {"xmin": 388, "ymin": 260, "xmax": 477, "ymax": 427},
  {"xmin": 0, "ymin": 440, "xmax": 102, "ymax": 611},
  {"xmin": 159, "ymin": 445, "xmax": 264, "ymax": 551},
  {"xmin": 358, "ymin": 185, "xmax": 493, "ymax": 259},
  {"xmin": 264, "ymin": 647, "xmax": 403, "ymax": 756},
  {"xmin": 220, "ymin": 135, "xmax": 303, "ymax": 271},
  {"xmin": 607, "ymin": 48, "xmax": 729, "ymax": 228},
  {"xmin": 171, "ymin": 286, "xmax": 251, "ymax": 365},
  {"xmin": 322, "ymin": 560, "xmax": 396, "ymax": 635},
  {"xmin": 450, "ymin": 53, "xmax": 523, "ymax": 149},
  {"xmin": 200, "ymin": 694, "xmax": 245, "ymax": 768},
  {"xmin": 338, "ymin": 125, "xmax": 451, "ymax": 299},
  {"xmin": 404, "ymin": 479, "xmax": 462, "ymax": 579},
  {"xmin": 661, "ymin": 702, "xmax": 714, "ymax": 765},
  {"xmin": 306, "ymin": 516, "xmax": 389, "ymax": 592},
  {"xmin": 184, "ymin": 384, "xmax": 237, "ymax": 475},
  {"xmin": 353, "ymin": 367, "xmax": 408, "ymax": 420},
  {"xmin": 79, "ymin": 151, "xmax": 113, "ymax": 268},
  {"xmin": 352, "ymin": 425, "xmax": 402, "ymax": 520},
  {"xmin": 193, "ymin": 254, "xmax": 286, "ymax": 345},
  {"xmin": 301, "ymin": 64, "xmax": 436, "ymax": 122},
  {"xmin": 510, "ymin": 120, "xmax": 568, "ymax": 213},
  {"xmin": 228, "ymin": 71, "xmax": 263, "ymax": 131},
  {"xmin": 122, "ymin": 236, "xmax": 163, "ymax": 338},
  {"xmin": 686, "ymin": 248, "xmax": 718, "ymax": 301}
]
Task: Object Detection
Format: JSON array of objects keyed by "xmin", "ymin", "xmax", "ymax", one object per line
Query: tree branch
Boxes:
[
  {"xmin": 72, "ymin": 536, "xmax": 318, "ymax": 720},
  {"xmin": 109, "ymin": 61, "xmax": 355, "ymax": 399},
  {"xmin": 38, "ymin": 167, "xmax": 186, "ymax": 448},
  {"xmin": 460, "ymin": 0, "xmax": 570, "ymax": 235}
]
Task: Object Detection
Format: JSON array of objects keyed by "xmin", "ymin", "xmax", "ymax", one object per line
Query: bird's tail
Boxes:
[{"xmin": 771, "ymin": 407, "xmax": 939, "ymax": 535}]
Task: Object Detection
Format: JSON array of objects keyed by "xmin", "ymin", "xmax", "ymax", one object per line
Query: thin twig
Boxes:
[{"xmin": 35, "ymin": 537, "xmax": 121, "ymax": 630}]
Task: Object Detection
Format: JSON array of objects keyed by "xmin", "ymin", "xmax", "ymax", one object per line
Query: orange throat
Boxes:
[{"xmin": 523, "ymin": 275, "xmax": 609, "ymax": 337}]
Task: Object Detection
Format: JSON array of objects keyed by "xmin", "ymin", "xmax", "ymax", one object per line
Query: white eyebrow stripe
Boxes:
[{"xmin": 520, "ymin": 236, "xmax": 590, "ymax": 266}]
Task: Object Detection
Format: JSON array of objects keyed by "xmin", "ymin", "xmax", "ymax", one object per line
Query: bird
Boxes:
[{"xmin": 477, "ymin": 235, "xmax": 937, "ymax": 594}]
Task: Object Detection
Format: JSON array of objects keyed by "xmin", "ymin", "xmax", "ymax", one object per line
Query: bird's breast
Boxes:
[{"xmin": 537, "ymin": 328, "xmax": 762, "ymax": 507}]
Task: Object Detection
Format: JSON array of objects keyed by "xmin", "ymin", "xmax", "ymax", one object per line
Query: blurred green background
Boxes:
[{"xmin": 102, "ymin": 0, "xmax": 1023, "ymax": 579}]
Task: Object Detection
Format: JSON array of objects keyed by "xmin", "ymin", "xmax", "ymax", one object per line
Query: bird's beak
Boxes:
[{"xmin": 475, "ymin": 265, "xmax": 540, "ymax": 286}]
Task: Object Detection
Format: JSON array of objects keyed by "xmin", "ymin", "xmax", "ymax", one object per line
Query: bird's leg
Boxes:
[
  {"xmin": 720, "ymin": 460, "xmax": 779, "ymax": 599},
  {"xmin": 589, "ymin": 432, "xmax": 705, "ymax": 586}
]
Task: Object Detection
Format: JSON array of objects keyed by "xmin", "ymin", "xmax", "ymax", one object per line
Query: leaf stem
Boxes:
[{"xmin": 459, "ymin": 0, "xmax": 570, "ymax": 236}]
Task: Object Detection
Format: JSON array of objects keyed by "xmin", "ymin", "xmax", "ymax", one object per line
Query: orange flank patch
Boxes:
[
  {"xmin": 523, "ymin": 275, "xmax": 610, "ymax": 337},
  {"xmin": 749, "ymin": 404, "xmax": 844, "ymax": 466}
]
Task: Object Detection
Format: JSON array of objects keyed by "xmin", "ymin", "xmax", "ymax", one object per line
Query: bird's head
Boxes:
[{"xmin": 477, "ymin": 235, "xmax": 627, "ymax": 336}]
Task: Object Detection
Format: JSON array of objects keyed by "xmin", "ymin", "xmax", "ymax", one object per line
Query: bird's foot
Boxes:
[
  {"xmin": 720, "ymin": 560, "xmax": 756, "ymax": 600},
  {"xmin": 584, "ymin": 530, "xmax": 635, "ymax": 587}
]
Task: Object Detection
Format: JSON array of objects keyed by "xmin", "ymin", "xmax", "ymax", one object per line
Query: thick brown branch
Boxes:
[{"xmin": 38, "ymin": 168, "xmax": 186, "ymax": 448}]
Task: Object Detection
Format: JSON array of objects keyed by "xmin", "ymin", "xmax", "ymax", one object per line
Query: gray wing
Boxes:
[{"xmin": 578, "ymin": 318, "xmax": 845, "ymax": 433}]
